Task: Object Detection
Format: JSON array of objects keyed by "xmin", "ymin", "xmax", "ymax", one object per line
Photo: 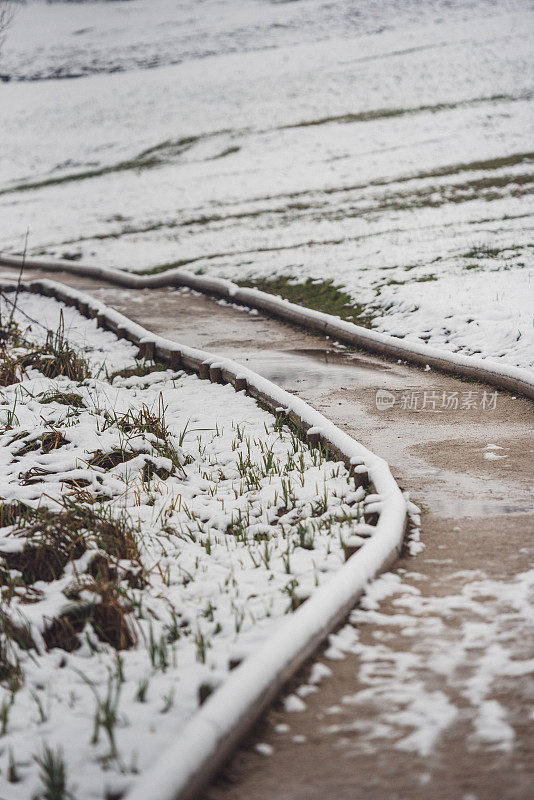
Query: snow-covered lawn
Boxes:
[
  {"xmin": 1, "ymin": 0, "xmax": 532, "ymax": 369},
  {"xmin": 0, "ymin": 292, "xmax": 371, "ymax": 799}
]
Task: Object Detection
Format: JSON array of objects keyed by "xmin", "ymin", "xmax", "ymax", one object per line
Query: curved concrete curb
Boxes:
[
  {"xmin": 1, "ymin": 253, "xmax": 533, "ymax": 399},
  {"xmin": 1, "ymin": 278, "xmax": 407, "ymax": 800}
]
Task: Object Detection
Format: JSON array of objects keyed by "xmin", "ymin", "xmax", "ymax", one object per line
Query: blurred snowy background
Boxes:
[{"xmin": 1, "ymin": 0, "xmax": 533, "ymax": 366}]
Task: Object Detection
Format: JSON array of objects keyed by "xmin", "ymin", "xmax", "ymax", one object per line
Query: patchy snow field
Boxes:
[
  {"xmin": 0, "ymin": 0, "xmax": 532, "ymax": 368},
  {"xmin": 0, "ymin": 292, "xmax": 369, "ymax": 799}
]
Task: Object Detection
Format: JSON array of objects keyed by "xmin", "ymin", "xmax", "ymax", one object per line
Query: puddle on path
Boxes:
[
  {"xmin": 286, "ymin": 347, "xmax": 392, "ymax": 371},
  {"xmin": 214, "ymin": 347, "xmax": 399, "ymax": 392}
]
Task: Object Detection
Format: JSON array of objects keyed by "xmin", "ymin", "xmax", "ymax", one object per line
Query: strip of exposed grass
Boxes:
[
  {"xmin": 0, "ymin": 156, "xmax": 161, "ymax": 196},
  {"xmin": 0, "ymin": 137, "xmax": 200, "ymax": 197},
  {"xmin": 281, "ymin": 92, "xmax": 532, "ymax": 130},
  {"xmin": 238, "ymin": 276, "xmax": 376, "ymax": 327}
]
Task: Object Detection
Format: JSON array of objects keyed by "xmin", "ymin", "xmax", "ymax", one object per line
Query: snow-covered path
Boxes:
[{"xmin": 3, "ymin": 267, "xmax": 532, "ymax": 798}]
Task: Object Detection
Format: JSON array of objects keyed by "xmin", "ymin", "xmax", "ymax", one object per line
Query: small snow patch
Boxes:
[
  {"xmin": 255, "ymin": 743, "xmax": 274, "ymax": 756},
  {"xmin": 472, "ymin": 700, "xmax": 514, "ymax": 751},
  {"xmin": 309, "ymin": 662, "xmax": 333, "ymax": 684},
  {"xmin": 284, "ymin": 694, "xmax": 307, "ymax": 713},
  {"xmin": 274, "ymin": 723, "xmax": 290, "ymax": 734}
]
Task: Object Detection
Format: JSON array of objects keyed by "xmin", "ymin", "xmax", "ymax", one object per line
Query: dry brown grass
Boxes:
[
  {"xmin": 0, "ymin": 311, "xmax": 90, "ymax": 387},
  {"xmin": 1, "ymin": 503, "xmax": 143, "ymax": 655},
  {"xmin": 45, "ymin": 578, "xmax": 136, "ymax": 652}
]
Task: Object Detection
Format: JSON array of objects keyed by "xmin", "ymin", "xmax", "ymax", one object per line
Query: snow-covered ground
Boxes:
[
  {"xmin": 0, "ymin": 0, "xmax": 532, "ymax": 367},
  {"xmin": 0, "ymin": 292, "xmax": 369, "ymax": 799}
]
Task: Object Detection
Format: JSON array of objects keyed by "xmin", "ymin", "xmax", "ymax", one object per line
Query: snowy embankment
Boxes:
[
  {"xmin": 0, "ymin": 289, "xmax": 408, "ymax": 800},
  {"xmin": 2, "ymin": 256, "xmax": 532, "ymax": 400},
  {"xmin": 1, "ymin": 0, "xmax": 533, "ymax": 369}
]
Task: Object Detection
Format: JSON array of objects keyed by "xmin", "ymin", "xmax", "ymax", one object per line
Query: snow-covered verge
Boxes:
[
  {"xmin": 1, "ymin": 0, "xmax": 533, "ymax": 369},
  {"xmin": 0, "ymin": 290, "xmax": 399, "ymax": 800}
]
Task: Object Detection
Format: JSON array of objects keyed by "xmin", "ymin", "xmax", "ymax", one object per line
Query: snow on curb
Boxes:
[
  {"xmin": 1, "ymin": 254, "xmax": 533, "ymax": 399},
  {"xmin": 0, "ymin": 278, "xmax": 407, "ymax": 800}
]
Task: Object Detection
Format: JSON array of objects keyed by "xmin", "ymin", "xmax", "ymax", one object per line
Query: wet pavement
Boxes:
[{"xmin": 3, "ymin": 268, "xmax": 534, "ymax": 799}]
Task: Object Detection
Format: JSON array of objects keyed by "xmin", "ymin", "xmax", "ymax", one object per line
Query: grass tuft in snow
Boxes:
[
  {"xmin": 0, "ymin": 312, "xmax": 89, "ymax": 387},
  {"xmin": 34, "ymin": 744, "xmax": 75, "ymax": 800}
]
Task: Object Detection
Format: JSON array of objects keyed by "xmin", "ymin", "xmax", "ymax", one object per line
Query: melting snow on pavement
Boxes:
[{"xmin": 314, "ymin": 568, "xmax": 534, "ymax": 759}]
